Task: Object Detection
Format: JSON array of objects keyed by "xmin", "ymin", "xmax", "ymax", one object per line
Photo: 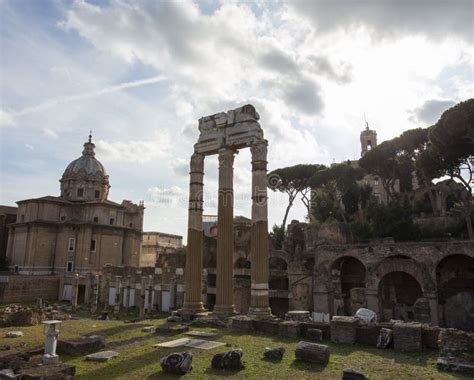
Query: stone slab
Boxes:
[
  {"xmin": 141, "ymin": 326, "xmax": 156, "ymax": 333},
  {"xmin": 153, "ymin": 338, "xmax": 191, "ymax": 348},
  {"xmin": 185, "ymin": 331, "xmax": 218, "ymax": 337},
  {"xmin": 85, "ymin": 350, "xmax": 119, "ymax": 362},
  {"xmin": 184, "ymin": 339, "xmax": 225, "ymax": 350},
  {"xmin": 5, "ymin": 331, "xmax": 23, "ymax": 338}
]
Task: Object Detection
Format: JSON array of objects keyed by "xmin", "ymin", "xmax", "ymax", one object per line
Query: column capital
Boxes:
[
  {"xmin": 218, "ymin": 148, "xmax": 235, "ymax": 169},
  {"xmin": 251, "ymin": 139, "xmax": 268, "ymax": 162},
  {"xmin": 190, "ymin": 152, "xmax": 205, "ymax": 172}
]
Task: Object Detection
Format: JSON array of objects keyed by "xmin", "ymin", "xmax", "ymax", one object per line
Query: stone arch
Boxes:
[
  {"xmin": 330, "ymin": 256, "xmax": 366, "ymax": 315},
  {"xmin": 269, "ymin": 256, "xmax": 288, "ymax": 270},
  {"xmin": 372, "ymin": 256, "xmax": 434, "ymax": 294},
  {"xmin": 269, "ymin": 256, "xmax": 289, "ymax": 318},
  {"xmin": 378, "ymin": 271, "xmax": 423, "ymax": 322},
  {"xmin": 436, "ymin": 254, "xmax": 474, "ymax": 331}
]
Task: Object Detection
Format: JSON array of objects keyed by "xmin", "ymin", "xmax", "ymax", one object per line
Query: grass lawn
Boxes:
[{"xmin": 0, "ymin": 315, "xmax": 469, "ymax": 379}]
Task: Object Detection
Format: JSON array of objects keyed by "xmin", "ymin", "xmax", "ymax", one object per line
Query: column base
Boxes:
[
  {"xmin": 247, "ymin": 306, "xmax": 273, "ymax": 319},
  {"xmin": 213, "ymin": 304, "xmax": 236, "ymax": 318},
  {"xmin": 181, "ymin": 302, "xmax": 207, "ymax": 317}
]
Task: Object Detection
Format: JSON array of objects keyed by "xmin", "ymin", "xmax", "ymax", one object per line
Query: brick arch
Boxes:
[
  {"xmin": 270, "ymin": 250, "xmax": 289, "ymax": 263},
  {"xmin": 371, "ymin": 256, "xmax": 435, "ymax": 294}
]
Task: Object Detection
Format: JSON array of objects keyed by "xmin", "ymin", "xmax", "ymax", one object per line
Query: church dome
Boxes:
[{"xmin": 60, "ymin": 134, "xmax": 110, "ymax": 201}]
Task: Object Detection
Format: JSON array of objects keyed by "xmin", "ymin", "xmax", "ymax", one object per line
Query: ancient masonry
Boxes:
[{"xmin": 182, "ymin": 104, "xmax": 271, "ymax": 318}]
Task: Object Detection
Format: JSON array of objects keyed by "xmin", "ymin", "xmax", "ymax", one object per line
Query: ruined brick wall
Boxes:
[
  {"xmin": 312, "ymin": 240, "xmax": 474, "ymax": 329},
  {"xmin": 0, "ymin": 275, "xmax": 60, "ymax": 303}
]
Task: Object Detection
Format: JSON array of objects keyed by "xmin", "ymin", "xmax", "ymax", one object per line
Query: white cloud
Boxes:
[
  {"xmin": 1, "ymin": 0, "xmax": 472, "ymax": 240},
  {"xmin": 95, "ymin": 134, "xmax": 173, "ymax": 164},
  {"xmin": 0, "ymin": 110, "xmax": 15, "ymax": 127}
]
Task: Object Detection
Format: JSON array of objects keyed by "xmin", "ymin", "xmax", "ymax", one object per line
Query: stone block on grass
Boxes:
[
  {"xmin": 294, "ymin": 341, "xmax": 329, "ymax": 364},
  {"xmin": 393, "ymin": 322, "xmax": 422, "ymax": 352},
  {"xmin": 85, "ymin": 350, "xmax": 119, "ymax": 362},
  {"xmin": 279, "ymin": 321, "xmax": 300, "ymax": 338},
  {"xmin": 160, "ymin": 352, "xmax": 193, "ymax": 375},
  {"xmin": 331, "ymin": 316, "xmax": 358, "ymax": 344},
  {"xmin": 211, "ymin": 349, "xmax": 244, "ymax": 370},
  {"xmin": 307, "ymin": 328, "xmax": 323, "ymax": 342}
]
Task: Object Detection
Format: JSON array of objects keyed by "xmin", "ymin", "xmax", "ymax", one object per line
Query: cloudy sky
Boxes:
[{"xmin": 0, "ymin": 0, "xmax": 472, "ymax": 240}]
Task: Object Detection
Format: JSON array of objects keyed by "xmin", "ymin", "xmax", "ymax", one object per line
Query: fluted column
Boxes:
[
  {"xmin": 214, "ymin": 148, "xmax": 236, "ymax": 317},
  {"xmin": 248, "ymin": 140, "xmax": 272, "ymax": 318},
  {"xmin": 182, "ymin": 152, "xmax": 206, "ymax": 316}
]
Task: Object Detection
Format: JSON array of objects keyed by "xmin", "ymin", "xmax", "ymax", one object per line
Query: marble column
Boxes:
[
  {"xmin": 248, "ymin": 140, "xmax": 272, "ymax": 318},
  {"xmin": 113, "ymin": 276, "xmax": 122, "ymax": 314},
  {"xmin": 71, "ymin": 273, "xmax": 79, "ymax": 312},
  {"xmin": 90, "ymin": 275, "xmax": 99, "ymax": 314},
  {"xmin": 182, "ymin": 153, "xmax": 206, "ymax": 316},
  {"xmin": 214, "ymin": 148, "xmax": 236, "ymax": 317},
  {"xmin": 125, "ymin": 275, "xmax": 131, "ymax": 309},
  {"xmin": 139, "ymin": 276, "xmax": 146, "ymax": 319},
  {"xmin": 103, "ymin": 273, "xmax": 111, "ymax": 311}
]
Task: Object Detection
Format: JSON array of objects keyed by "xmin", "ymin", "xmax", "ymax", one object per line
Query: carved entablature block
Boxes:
[{"xmin": 195, "ymin": 104, "xmax": 264, "ymax": 155}]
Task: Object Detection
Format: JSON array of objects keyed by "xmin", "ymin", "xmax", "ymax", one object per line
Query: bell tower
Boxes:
[{"xmin": 360, "ymin": 122, "xmax": 377, "ymax": 157}]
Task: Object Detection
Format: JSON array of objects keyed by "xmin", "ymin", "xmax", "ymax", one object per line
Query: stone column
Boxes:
[
  {"xmin": 426, "ymin": 292, "xmax": 439, "ymax": 326},
  {"xmin": 71, "ymin": 273, "xmax": 79, "ymax": 313},
  {"xmin": 214, "ymin": 148, "xmax": 236, "ymax": 317},
  {"xmin": 139, "ymin": 276, "xmax": 146, "ymax": 319},
  {"xmin": 125, "ymin": 275, "xmax": 131, "ymax": 310},
  {"xmin": 248, "ymin": 140, "xmax": 272, "ymax": 318},
  {"xmin": 113, "ymin": 276, "xmax": 122, "ymax": 314},
  {"xmin": 103, "ymin": 273, "xmax": 111, "ymax": 311},
  {"xmin": 182, "ymin": 153, "xmax": 206, "ymax": 316},
  {"xmin": 90, "ymin": 275, "xmax": 99, "ymax": 314},
  {"xmin": 147, "ymin": 275, "xmax": 154, "ymax": 313}
]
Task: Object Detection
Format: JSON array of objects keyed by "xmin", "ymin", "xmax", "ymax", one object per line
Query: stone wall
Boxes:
[{"xmin": 0, "ymin": 275, "xmax": 59, "ymax": 302}]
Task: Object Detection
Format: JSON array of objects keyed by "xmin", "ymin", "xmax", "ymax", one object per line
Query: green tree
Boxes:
[
  {"xmin": 425, "ymin": 99, "xmax": 474, "ymax": 239},
  {"xmin": 309, "ymin": 163, "xmax": 365, "ymax": 223},
  {"xmin": 268, "ymin": 164, "xmax": 325, "ymax": 230}
]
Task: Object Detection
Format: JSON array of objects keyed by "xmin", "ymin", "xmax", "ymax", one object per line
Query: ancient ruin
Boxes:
[{"xmin": 182, "ymin": 104, "xmax": 271, "ymax": 319}]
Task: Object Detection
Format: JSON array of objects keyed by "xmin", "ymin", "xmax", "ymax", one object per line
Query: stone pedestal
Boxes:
[
  {"xmin": 42, "ymin": 320, "xmax": 62, "ymax": 364},
  {"xmin": 214, "ymin": 149, "xmax": 236, "ymax": 317},
  {"xmin": 182, "ymin": 153, "xmax": 206, "ymax": 316},
  {"xmin": 248, "ymin": 140, "xmax": 272, "ymax": 319},
  {"xmin": 393, "ymin": 322, "xmax": 422, "ymax": 352},
  {"xmin": 330, "ymin": 316, "xmax": 358, "ymax": 344}
]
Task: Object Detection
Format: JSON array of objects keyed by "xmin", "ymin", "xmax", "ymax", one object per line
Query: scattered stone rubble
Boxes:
[
  {"xmin": 342, "ymin": 368, "xmax": 369, "ymax": 380},
  {"xmin": 211, "ymin": 349, "xmax": 244, "ymax": 370},
  {"xmin": 376, "ymin": 328, "xmax": 393, "ymax": 349},
  {"xmin": 263, "ymin": 347, "xmax": 285, "ymax": 361},
  {"xmin": 160, "ymin": 352, "xmax": 193, "ymax": 375},
  {"xmin": 294, "ymin": 341, "xmax": 330, "ymax": 364}
]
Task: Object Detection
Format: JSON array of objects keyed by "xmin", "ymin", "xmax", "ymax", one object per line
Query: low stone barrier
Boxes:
[
  {"xmin": 393, "ymin": 322, "xmax": 422, "ymax": 352},
  {"xmin": 330, "ymin": 316, "xmax": 358, "ymax": 344},
  {"xmin": 437, "ymin": 328, "xmax": 474, "ymax": 375}
]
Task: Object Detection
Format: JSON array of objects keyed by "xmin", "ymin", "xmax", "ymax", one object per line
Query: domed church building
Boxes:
[{"xmin": 6, "ymin": 135, "xmax": 144, "ymax": 276}]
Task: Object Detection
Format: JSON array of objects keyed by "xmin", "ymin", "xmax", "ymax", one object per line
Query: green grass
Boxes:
[{"xmin": 0, "ymin": 315, "xmax": 469, "ymax": 379}]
